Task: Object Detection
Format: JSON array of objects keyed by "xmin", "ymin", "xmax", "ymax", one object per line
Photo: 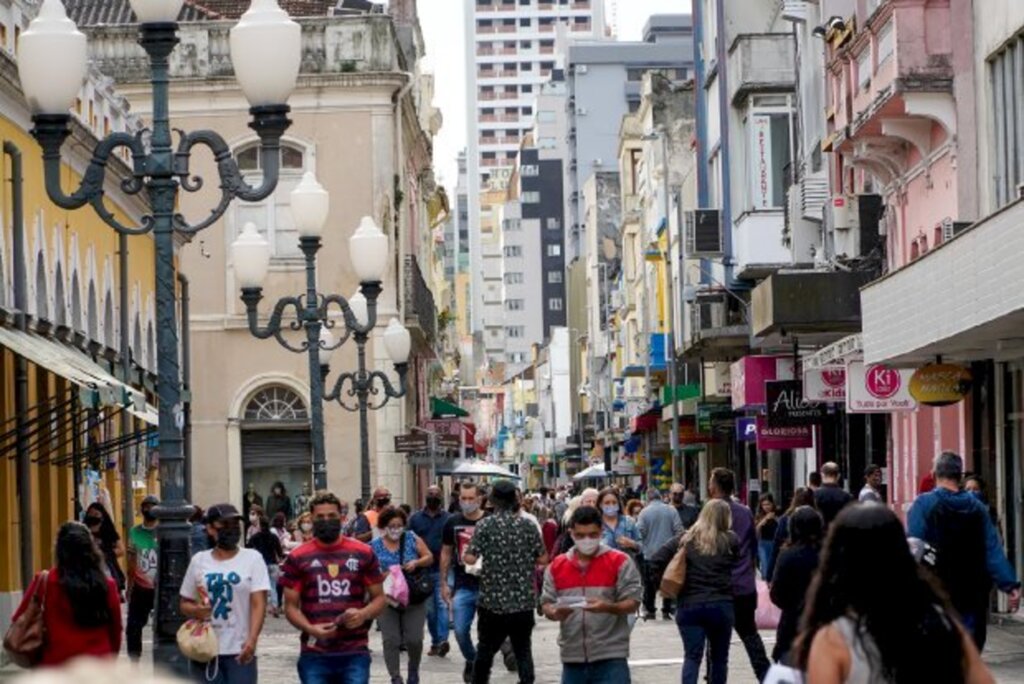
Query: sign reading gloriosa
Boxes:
[
  {"xmin": 755, "ymin": 415, "xmax": 813, "ymax": 450},
  {"xmin": 765, "ymin": 380, "xmax": 826, "ymax": 427},
  {"xmin": 909, "ymin": 364, "xmax": 972, "ymax": 406}
]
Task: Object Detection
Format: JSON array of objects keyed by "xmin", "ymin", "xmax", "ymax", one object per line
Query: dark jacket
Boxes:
[
  {"xmin": 814, "ymin": 483, "xmax": 853, "ymax": 528},
  {"xmin": 764, "ymin": 514, "xmax": 792, "ymax": 582},
  {"xmin": 769, "ymin": 544, "xmax": 820, "ymax": 662}
]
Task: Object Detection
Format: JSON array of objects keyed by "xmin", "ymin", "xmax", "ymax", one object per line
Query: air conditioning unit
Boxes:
[
  {"xmin": 684, "ymin": 209, "xmax": 724, "ymax": 257},
  {"xmin": 576, "ymin": 64, "xmax": 588, "ymax": 75},
  {"xmin": 781, "ymin": 0, "xmax": 809, "ymax": 23},
  {"xmin": 940, "ymin": 217, "xmax": 972, "ymax": 241},
  {"xmin": 828, "ymin": 195, "xmax": 859, "ymax": 231},
  {"xmin": 577, "ymin": 106, "xmax": 588, "ymax": 116},
  {"xmin": 593, "ymin": 158, "xmax": 603, "ymax": 167}
]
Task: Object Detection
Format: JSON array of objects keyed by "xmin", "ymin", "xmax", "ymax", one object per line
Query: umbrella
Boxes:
[
  {"xmin": 452, "ymin": 459, "xmax": 521, "ymax": 479},
  {"xmin": 573, "ymin": 463, "xmax": 611, "ymax": 480}
]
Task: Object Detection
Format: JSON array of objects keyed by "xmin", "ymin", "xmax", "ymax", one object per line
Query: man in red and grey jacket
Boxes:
[{"xmin": 541, "ymin": 505, "xmax": 642, "ymax": 683}]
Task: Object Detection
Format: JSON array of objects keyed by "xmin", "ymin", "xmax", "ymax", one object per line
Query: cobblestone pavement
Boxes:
[{"xmin": 5, "ymin": 611, "xmax": 1024, "ymax": 682}]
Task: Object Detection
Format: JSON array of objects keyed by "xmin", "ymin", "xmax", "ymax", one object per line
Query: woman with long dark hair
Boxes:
[
  {"xmin": 768, "ymin": 505, "xmax": 822, "ymax": 663},
  {"xmin": 765, "ymin": 487, "xmax": 816, "ymax": 582},
  {"xmin": 754, "ymin": 494, "xmax": 778, "ymax": 578},
  {"xmin": 11, "ymin": 521, "xmax": 122, "ymax": 666},
  {"xmin": 796, "ymin": 504, "xmax": 993, "ymax": 683},
  {"xmin": 83, "ymin": 502, "xmax": 126, "ymax": 593}
]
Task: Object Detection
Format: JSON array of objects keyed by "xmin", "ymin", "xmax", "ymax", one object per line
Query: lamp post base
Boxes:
[{"xmin": 152, "ymin": 505, "xmax": 193, "ymax": 674}]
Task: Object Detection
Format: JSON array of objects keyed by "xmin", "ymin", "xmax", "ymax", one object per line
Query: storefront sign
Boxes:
[
  {"xmin": 803, "ymin": 366, "xmax": 847, "ymax": 403},
  {"xmin": 697, "ymin": 403, "xmax": 734, "ymax": 433},
  {"xmin": 846, "ymin": 361, "xmax": 917, "ymax": 413},
  {"xmin": 679, "ymin": 416, "xmax": 715, "ymax": 445},
  {"xmin": 394, "ymin": 434, "xmax": 429, "ymax": 452},
  {"xmin": 437, "ymin": 434, "xmax": 462, "ymax": 449},
  {"xmin": 731, "ymin": 355, "xmax": 796, "ymax": 410},
  {"xmin": 736, "ymin": 417, "xmax": 758, "ymax": 442},
  {"xmin": 750, "ymin": 114, "xmax": 774, "ymax": 209},
  {"xmin": 909, "ymin": 364, "xmax": 973, "ymax": 407},
  {"xmin": 755, "ymin": 415, "xmax": 814, "ymax": 450},
  {"xmin": 766, "ymin": 380, "xmax": 826, "ymax": 427}
]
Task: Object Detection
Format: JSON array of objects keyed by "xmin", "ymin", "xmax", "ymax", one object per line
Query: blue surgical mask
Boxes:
[{"xmin": 601, "ymin": 505, "xmax": 619, "ymax": 517}]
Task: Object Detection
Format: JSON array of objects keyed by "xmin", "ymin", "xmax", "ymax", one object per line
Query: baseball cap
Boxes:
[
  {"xmin": 204, "ymin": 503, "xmax": 244, "ymax": 525},
  {"xmin": 140, "ymin": 495, "xmax": 160, "ymax": 507}
]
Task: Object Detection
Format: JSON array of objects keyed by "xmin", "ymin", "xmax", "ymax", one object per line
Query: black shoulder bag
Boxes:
[{"xmin": 400, "ymin": 532, "xmax": 435, "ymax": 605}]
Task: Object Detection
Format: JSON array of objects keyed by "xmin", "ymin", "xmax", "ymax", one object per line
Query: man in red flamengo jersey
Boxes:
[{"xmin": 281, "ymin": 492, "xmax": 387, "ymax": 684}]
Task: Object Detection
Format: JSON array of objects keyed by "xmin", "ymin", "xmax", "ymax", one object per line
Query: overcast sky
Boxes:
[{"xmin": 418, "ymin": 0, "xmax": 686, "ymax": 190}]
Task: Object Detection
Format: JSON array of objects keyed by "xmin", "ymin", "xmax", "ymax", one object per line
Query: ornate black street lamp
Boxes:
[
  {"xmin": 229, "ymin": 172, "xmax": 411, "ymax": 498},
  {"xmin": 18, "ymin": 0, "xmax": 302, "ymax": 670}
]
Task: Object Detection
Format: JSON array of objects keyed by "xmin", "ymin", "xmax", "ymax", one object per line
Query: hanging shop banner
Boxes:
[
  {"xmin": 731, "ymin": 355, "xmax": 796, "ymax": 410},
  {"xmin": 803, "ymin": 366, "xmax": 847, "ymax": 403},
  {"xmin": 846, "ymin": 361, "xmax": 917, "ymax": 413},
  {"xmin": 736, "ymin": 417, "xmax": 758, "ymax": 442},
  {"xmin": 765, "ymin": 380, "xmax": 826, "ymax": 428},
  {"xmin": 909, "ymin": 364, "xmax": 973, "ymax": 407},
  {"xmin": 755, "ymin": 415, "xmax": 813, "ymax": 450},
  {"xmin": 750, "ymin": 114, "xmax": 775, "ymax": 209},
  {"xmin": 697, "ymin": 403, "xmax": 734, "ymax": 433}
]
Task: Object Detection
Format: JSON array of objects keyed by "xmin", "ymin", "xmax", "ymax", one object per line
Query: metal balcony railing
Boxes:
[{"xmin": 404, "ymin": 255, "xmax": 437, "ymax": 344}]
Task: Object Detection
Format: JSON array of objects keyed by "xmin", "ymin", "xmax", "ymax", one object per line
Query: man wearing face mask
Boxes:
[
  {"xmin": 410, "ymin": 486, "xmax": 452, "ymax": 658},
  {"xmin": 440, "ymin": 483, "xmax": 487, "ymax": 682},
  {"xmin": 542, "ymin": 506, "xmax": 642, "ymax": 683},
  {"xmin": 671, "ymin": 483, "xmax": 700, "ymax": 530},
  {"xmin": 281, "ymin": 492, "xmax": 387, "ymax": 683},
  {"xmin": 180, "ymin": 504, "xmax": 270, "ymax": 682},
  {"xmin": 126, "ymin": 494, "xmax": 160, "ymax": 661}
]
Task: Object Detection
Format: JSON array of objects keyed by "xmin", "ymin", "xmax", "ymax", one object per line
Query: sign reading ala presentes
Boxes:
[
  {"xmin": 846, "ymin": 361, "xmax": 917, "ymax": 413},
  {"xmin": 804, "ymin": 366, "xmax": 847, "ymax": 403}
]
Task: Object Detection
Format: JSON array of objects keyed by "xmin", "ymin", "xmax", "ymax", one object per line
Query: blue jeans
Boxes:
[
  {"xmin": 452, "ymin": 586, "xmax": 480, "ymax": 662},
  {"xmin": 561, "ymin": 658, "xmax": 631, "ymax": 684},
  {"xmin": 677, "ymin": 601, "xmax": 735, "ymax": 684},
  {"xmin": 297, "ymin": 652, "xmax": 372, "ymax": 684},
  {"xmin": 192, "ymin": 656, "xmax": 257, "ymax": 684},
  {"xmin": 757, "ymin": 541, "xmax": 773, "ymax": 580},
  {"xmin": 426, "ymin": 569, "xmax": 450, "ymax": 647}
]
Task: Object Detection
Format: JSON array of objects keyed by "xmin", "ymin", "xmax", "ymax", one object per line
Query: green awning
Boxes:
[{"xmin": 431, "ymin": 397, "xmax": 469, "ymax": 418}]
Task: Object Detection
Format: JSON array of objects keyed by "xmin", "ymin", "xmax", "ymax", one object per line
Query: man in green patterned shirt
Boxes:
[{"xmin": 464, "ymin": 480, "xmax": 548, "ymax": 684}]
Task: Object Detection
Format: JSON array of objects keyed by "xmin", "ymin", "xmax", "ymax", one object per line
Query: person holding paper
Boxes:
[{"xmin": 541, "ymin": 505, "xmax": 642, "ymax": 683}]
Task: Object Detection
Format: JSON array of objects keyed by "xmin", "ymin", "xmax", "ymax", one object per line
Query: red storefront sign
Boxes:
[
  {"xmin": 755, "ymin": 415, "xmax": 813, "ymax": 450},
  {"xmin": 731, "ymin": 355, "xmax": 795, "ymax": 410}
]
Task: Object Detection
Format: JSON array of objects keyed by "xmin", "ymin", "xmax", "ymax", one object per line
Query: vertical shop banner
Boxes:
[
  {"xmin": 731, "ymin": 355, "xmax": 796, "ymax": 410},
  {"xmin": 750, "ymin": 114, "xmax": 774, "ymax": 209},
  {"xmin": 755, "ymin": 415, "xmax": 813, "ymax": 450},
  {"xmin": 765, "ymin": 380, "xmax": 826, "ymax": 427},
  {"xmin": 846, "ymin": 361, "xmax": 917, "ymax": 413},
  {"xmin": 804, "ymin": 366, "xmax": 847, "ymax": 403}
]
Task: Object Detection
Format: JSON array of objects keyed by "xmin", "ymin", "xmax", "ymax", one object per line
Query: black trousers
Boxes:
[
  {"xmin": 126, "ymin": 585, "xmax": 155, "ymax": 659},
  {"xmin": 472, "ymin": 608, "xmax": 535, "ymax": 684},
  {"xmin": 641, "ymin": 559, "xmax": 675, "ymax": 615},
  {"xmin": 733, "ymin": 592, "xmax": 771, "ymax": 681}
]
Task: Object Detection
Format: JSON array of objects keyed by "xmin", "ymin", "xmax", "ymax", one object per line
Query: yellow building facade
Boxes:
[{"xmin": 0, "ymin": 5, "xmax": 160, "ymax": 633}]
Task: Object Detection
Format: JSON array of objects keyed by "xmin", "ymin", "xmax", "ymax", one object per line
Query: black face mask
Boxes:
[
  {"xmin": 84, "ymin": 515, "xmax": 103, "ymax": 528},
  {"xmin": 671, "ymin": 494, "xmax": 684, "ymax": 505},
  {"xmin": 426, "ymin": 496, "xmax": 442, "ymax": 510},
  {"xmin": 313, "ymin": 518, "xmax": 342, "ymax": 544},
  {"xmin": 216, "ymin": 527, "xmax": 242, "ymax": 550},
  {"xmin": 376, "ymin": 498, "xmax": 391, "ymax": 508},
  {"xmin": 142, "ymin": 508, "xmax": 157, "ymax": 522}
]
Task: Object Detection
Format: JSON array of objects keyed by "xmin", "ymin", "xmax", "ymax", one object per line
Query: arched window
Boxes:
[
  {"xmin": 35, "ymin": 252, "xmax": 48, "ymax": 320},
  {"xmin": 103, "ymin": 292, "xmax": 114, "ymax": 349},
  {"xmin": 71, "ymin": 272, "xmax": 82, "ymax": 332},
  {"xmin": 233, "ymin": 142, "xmax": 307, "ymax": 259},
  {"xmin": 53, "ymin": 264, "xmax": 66, "ymax": 327},
  {"xmin": 87, "ymin": 281, "xmax": 98, "ymax": 342},
  {"xmin": 243, "ymin": 385, "xmax": 309, "ymax": 423}
]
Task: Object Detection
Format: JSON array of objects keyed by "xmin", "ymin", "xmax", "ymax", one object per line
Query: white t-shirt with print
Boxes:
[{"xmin": 180, "ymin": 548, "xmax": 271, "ymax": 656}]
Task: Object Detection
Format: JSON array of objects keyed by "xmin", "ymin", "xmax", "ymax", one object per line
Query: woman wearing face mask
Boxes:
[
  {"xmin": 83, "ymin": 502, "xmax": 126, "ymax": 596},
  {"xmin": 246, "ymin": 505, "xmax": 264, "ymax": 544},
  {"xmin": 370, "ymin": 507, "xmax": 434, "ymax": 684},
  {"xmin": 264, "ymin": 481, "xmax": 292, "ymax": 522},
  {"xmin": 598, "ymin": 488, "xmax": 641, "ymax": 555},
  {"xmin": 246, "ymin": 515, "xmax": 284, "ymax": 619},
  {"xmin": 181, "ymin": 504, "xmax": 270, "ymax": 683},
  {"xmin": 292, "ymin": 512, "xmax": 315, "ymax": 545}
]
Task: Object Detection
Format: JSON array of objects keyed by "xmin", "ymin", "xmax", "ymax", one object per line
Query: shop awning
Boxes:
[
  {"xmin": 431, "ymin": 397, "xmax": 469, "ymax": 418},
  {"xmin": 0, "ymin": 326, "xmax": 158, "ymax": 425}
]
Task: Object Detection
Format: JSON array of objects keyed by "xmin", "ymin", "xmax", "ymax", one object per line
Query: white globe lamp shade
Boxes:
[
  {"xmin": 384, "ymin": 319, "xmax": 411, "ymax": 364},
  {"xmin": 349, "ymin": 291, "xmax": 368, "ymax": 327},
  {"xmin": 318, "ymin": 326, "xmax": 335, "ymax": 367},
  {"xmin": 230, "ymin": 0, "xmax": 301, "ymax": 107},
  {"xmin": 17, "ymin": 0, "xmax": 88, "ymax": 115},
  {"xmin": 231, "ymin": 223, "xmax": 272, "ymax": 289},
  {"xmin": 291, "ymin": 172, "xmax": 329, "ymax": 238},
  {"xmin": 129, "ymin": 0, "xmax": 184, "ymax": 23},
  {"xmin": 349, "ymin": 216, "xmax": 388, "ymax": 284}
]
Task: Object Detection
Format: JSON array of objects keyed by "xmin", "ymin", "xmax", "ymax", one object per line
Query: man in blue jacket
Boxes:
[{"xmin": 908, "ymin": 451, "xmax": 1021, "ymax": 651}]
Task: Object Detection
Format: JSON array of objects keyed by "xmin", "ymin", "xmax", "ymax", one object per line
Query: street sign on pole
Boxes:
[{"xmin": 394, "ymin": 433, "xmax": 429, "ymax": 452}]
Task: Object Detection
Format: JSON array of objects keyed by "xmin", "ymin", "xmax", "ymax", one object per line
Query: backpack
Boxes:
[{"xmin": 926, "ymin": 498, "xmax": 991, "ymax": 612}]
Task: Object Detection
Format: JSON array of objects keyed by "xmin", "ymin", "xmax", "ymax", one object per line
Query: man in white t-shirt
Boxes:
[{"xmin": 181, "ymin": 503, "xmax": 271, "ymax": 683}]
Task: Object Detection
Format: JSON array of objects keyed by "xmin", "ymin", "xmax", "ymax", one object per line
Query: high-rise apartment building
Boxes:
[{"xmin": 464, "ymin": 0, "xmax": 606, "ymax": 334}]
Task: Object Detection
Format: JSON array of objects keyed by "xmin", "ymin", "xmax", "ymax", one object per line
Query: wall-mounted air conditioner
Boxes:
[
  {"xmin": 684, "ymin": 209, "xmax": 724, "ymax": 257},
  {"xmin": 940, "ymin": 217, "xmax": 972, "ymax": 242}
]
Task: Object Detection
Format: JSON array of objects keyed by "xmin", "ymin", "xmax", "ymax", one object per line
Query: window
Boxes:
[
  {"xmin": 522, "ymin": 85, "xmax": 533, "ymax": 94},
  {"xmin": 521, "ymin": 164, "xmax": 539, "ymax": 176},
  {"xmin": 547, "ymin": 270, "xmax": 563, "ymax": 283},
  {"xmin": 521, "ymin": 62, "xmax": 533, "ymax": 71},
  {"xmin": 509, "ymin": 352, "xmax": 528, "ymax": 364},
  {"xmin": 856, "ymin": 48, "xmax": 871, "ymax": 90},
  {"xmin": 522, "ymin": 106, "xmax": 533, "ymax": 116},
  {"xmin": 991, "ymin": 36, "xmax": 1024, "ymax": 208},
  {"xmin": 506, "ymin": 299, "xmax": 524, "ymax": 311},
  {"xmin": 520, "ymin": 40, "xmax": 532, "ymax": 48},
  {"xmin": 522, "ymin": 191, "xmax": 540, "ymax": 203},
  {"xmin": 234, "ymin": 142, "xmax": 307, "ymax": 258},
  {"xmin": 504, "ymin": 245, "xmax": 523, "ymax": 257},
  {"xmin": 746, "ymin": 101, "xmax": 792, "ymax": 210},
  {"xmin": 505, "ymin": 272, "xmax": 524, "ymax": 284},
  {"xmin": 546, "ymin": 243, "xmax": 561, "ymax": 256},
  {"xmin": 244, "ymin": 386, "xmax": 309, "ymax": 422},
  {"xmin": 876, "ymin": 21, "xmax": 893, "ymax": 67},
  {"xmin": 548, "ymin": 298, "xmax": 564, "ymax": 311},
  {"xmin": 519, "ymin": 18, "xmax": 530, "ymax": 26},
  {"xmin": 504, "ymin": 219, "xmax": 521, "ymax": 231},
  {"xmin": 506, "ymin": 326, "xmax": 525, "ymax": 338},
  {"xmin": 546, "ymin": 217, "xmax": 560, "ymax": 230}
]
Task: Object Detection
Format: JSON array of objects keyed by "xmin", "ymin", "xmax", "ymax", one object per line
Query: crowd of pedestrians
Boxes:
[{"xmin": 4, "ymin": 450, "xmax": 1021, "ymax": 684}]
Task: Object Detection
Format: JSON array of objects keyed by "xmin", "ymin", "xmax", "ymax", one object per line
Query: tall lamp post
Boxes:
[
  {"xmin": 230, "ymin": 172, "xmax": 410, "ymax": 496},
  {"xmin": 18, "ymin": 0, "xmax": 302, "ymax": 670}
]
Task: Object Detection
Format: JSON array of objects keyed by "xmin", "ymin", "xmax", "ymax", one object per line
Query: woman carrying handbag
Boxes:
[{"xmin": 4, "ymin": 522, "xmax": 122, "ymax": 668}]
